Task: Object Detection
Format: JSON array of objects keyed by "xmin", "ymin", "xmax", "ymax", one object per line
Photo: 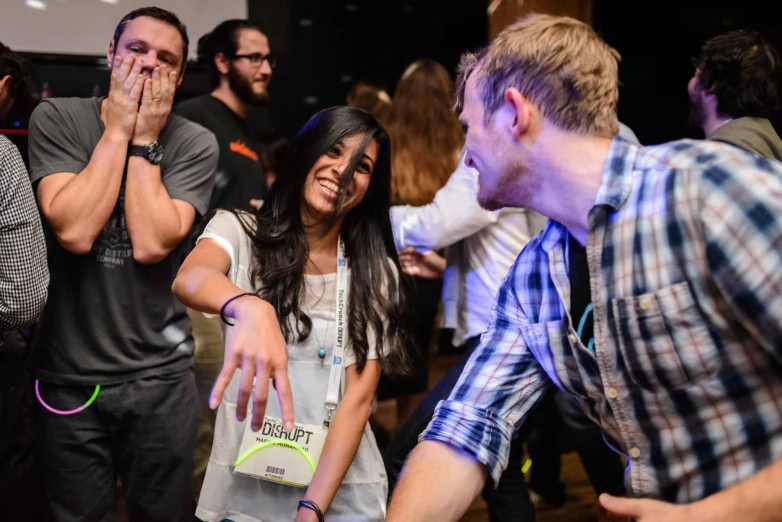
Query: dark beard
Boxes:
[{"xmin": 228, "ymin": 65, "xmax": 268, "ymax": 106}]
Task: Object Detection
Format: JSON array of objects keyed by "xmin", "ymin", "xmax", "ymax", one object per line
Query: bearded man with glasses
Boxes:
[{"xmin": 175, "ymin": 19, "xmax": 274, "ymax": 214}]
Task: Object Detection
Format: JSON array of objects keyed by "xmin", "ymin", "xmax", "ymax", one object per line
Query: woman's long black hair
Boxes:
[{"xmin": 236, "ymin": 106, "xmax": 413, "ymax": 375}]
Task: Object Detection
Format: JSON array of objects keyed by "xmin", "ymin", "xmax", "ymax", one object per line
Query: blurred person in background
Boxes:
[
  {"xmin": 687, "ymin": 30, "xmax": 782, "ymax": 160},
  {"xmin": 379, "ymin": 59, "xmax": 464, "ymax": 427},
  {"xmin": 0, "ymin": 40, "xmax": 49, "ymax": 522},
  {"xmin": 347, "ymin": 80, "xmax": 391, "ymax": 121},
  {"xmin": 174, "ymin": 19, "xmax": 272, "ymax": 213},
  {"xmin": 259, "ymin": 134, "xmax": 289, "ymax": 193},
  {"xmin": 173, "ymin": 19, "xmax": 274, "ymax": 506}
]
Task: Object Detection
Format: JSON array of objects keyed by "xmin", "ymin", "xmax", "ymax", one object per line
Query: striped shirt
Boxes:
[{"xmin": 421, "ymin": 137, "xmax": 782, "ymax": 503}]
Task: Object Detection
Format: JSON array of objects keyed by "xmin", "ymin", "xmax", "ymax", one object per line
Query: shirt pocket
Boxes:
[
  {"xmin": 611, "ymin": 281, "xmax": 717, "ymax": 391},
  {"xmin": 520, "ymin": 320, "xmax": 584, "ymax": 395}
]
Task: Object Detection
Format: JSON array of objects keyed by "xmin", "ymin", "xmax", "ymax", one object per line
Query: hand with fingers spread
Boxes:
[
  {"xmin": 133, "ymin": 67, "xmax": 177, "ymax": 145},
  {"xmin": 398, "ymin": 246, "xmax": 446, "ymax": 279},
  {"xmin": 105, "ymin": 56, "xmax": 146, "ymax": 141},
  {"xmin": 210, "ymin": 295, "xmax": 295, "ymax": 432}
]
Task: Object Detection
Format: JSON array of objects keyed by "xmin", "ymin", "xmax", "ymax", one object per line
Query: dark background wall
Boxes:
[
  {"xmin": 594, "ymin": 0, "xmax": 782, "ymax": 145},
  {"xmin": 248, "ymin": 0, "xmax": 488, "ymax": 139},
  {"xmin": 4, "ymin": 0, "xmax": 780, "ymax": 152}
]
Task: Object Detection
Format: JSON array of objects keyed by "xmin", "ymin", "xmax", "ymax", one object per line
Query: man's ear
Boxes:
[
  {"xmin": 214, "ymin": 52, "xmax": 230, "ymax": 76},
  {"xmin": 0, "ymin": 75, "xmax": 12, "ymax": 94},
  {"xmin": 503, "ymin": 87, "xmax": 532, "ymax": 141},
  {"xmin": 107, "ymin": 39, "xmax": 115, "ymax": 68}
]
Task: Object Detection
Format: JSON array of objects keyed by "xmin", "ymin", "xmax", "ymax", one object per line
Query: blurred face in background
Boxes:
[{"xmin": 227, "ymin": 29, "xmax": 272, "ymax": 105}]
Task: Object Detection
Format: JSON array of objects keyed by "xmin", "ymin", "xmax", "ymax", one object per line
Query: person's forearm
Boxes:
[
  {"xmin": 692, "ymin": 458, "xmax": 782, "ymax": 522},
  {"xmin": 45, "ymin": 131, "xmax": 128, "ymax": 253},
  {"xmin": 386, "ymin": 440, "xmax": 487, "ymax": 522},
  {"xmin": 392, "ymin": 198, "xmax": 496, "ymax": 252},
  {"xmin": 172, "ymin": 263, "xmax": 261, "ymax": 318},
  {"xmin": 124, "ymin": 156, "xmax": 186, "ymax": 264},
  {"xmin": 297, "ymin": 389, "xmax": 374, "ymax": 520}
]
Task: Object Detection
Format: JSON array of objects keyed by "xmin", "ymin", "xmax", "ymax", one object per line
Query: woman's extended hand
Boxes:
[{"xmin": 209, "ymin": 296, "xmax": 294, "ymax": 432}]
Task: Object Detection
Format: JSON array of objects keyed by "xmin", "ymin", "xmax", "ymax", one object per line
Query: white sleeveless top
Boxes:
[{"xmin": 194, "ymin": 211, "xmax": 388, "ymax": 522}]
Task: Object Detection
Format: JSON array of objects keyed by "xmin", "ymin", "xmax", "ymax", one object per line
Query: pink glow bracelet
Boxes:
[{"xmin": 35, "ymin": 380, "xmax": 100, "ymax": 415}]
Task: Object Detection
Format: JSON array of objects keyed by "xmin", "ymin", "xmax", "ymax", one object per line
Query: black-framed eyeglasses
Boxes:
[{"xmin": 230, "ymin": 53, "xmax": 277, "ymax": 70}]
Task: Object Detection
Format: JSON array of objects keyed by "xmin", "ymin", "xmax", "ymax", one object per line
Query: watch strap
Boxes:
[{"xmin": 128, "ymin": 144, "xmax": 149, "ymax": 157}]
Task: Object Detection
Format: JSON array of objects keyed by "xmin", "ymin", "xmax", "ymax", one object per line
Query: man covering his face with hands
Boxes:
[{"xmin": 27, "ymin": 7, "xmax": 217, "ymax": 522}]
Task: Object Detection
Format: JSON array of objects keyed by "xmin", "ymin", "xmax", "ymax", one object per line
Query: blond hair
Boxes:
[
  {"xmin": 384, "ymin": 59, "xmax": 464, "ymax": 206},
  {"xmin": 456, "ymin": 13, "xmax": 621, "ymax": 137}
]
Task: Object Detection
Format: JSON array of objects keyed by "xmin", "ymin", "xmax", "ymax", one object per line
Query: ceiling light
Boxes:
[{"xmin": 25, "ymin": 0, "xmax": 47, "ymax": 9}]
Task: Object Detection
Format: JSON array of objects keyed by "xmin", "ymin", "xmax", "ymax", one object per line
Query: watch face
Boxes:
[{"xmin": 148, "ymin": 142, "xmax": 164, "ymax": 164}]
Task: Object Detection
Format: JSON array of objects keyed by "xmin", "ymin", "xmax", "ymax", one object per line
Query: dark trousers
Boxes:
[
  {"xmin": 1, "ymin": 338, "xmax": 52, "ymax": 521},
  {"xmin": 384, "ymin": 337, "xmax": 536, "ymax": 522},
  {"xmin": 527, "ymin": 389, "xmax": 626, "ymax": 505},
  {"xmin": 34, "ymin": 371, "xmax": 199, "ymax": 522}
]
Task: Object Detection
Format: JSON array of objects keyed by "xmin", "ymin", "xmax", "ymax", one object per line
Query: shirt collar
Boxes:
[
  {"xmin": 538, "ymin": 136, "xmax": 639, "ymax": 253},
  {"xmin": 592, "ymin": 135, "xmax": 639, "ymax": 212}
]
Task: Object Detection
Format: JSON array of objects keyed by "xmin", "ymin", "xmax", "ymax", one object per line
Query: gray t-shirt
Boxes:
[{"xmin": 28, "ymin": 97, "xmax": 218, "ymax": 385}]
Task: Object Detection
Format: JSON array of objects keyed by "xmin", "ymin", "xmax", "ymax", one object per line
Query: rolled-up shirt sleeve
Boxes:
[{"xmin": 419, "ymin": 268, "xmax": 551, "ymax": 485}]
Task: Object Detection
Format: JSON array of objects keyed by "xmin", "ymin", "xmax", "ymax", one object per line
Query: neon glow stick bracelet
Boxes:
[{"xmin": 35, "ymin": 380, "xmax": 100, "ymax": 415}]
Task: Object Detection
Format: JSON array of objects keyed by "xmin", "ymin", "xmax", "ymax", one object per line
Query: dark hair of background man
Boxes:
[
  {"xmin": 0, "ymin": 41, "xmax": 35, "ymax": 122},
  {"xmin": 197, "ymin": 19, "xmax": 266, "ymax": 90},
  {"xmin": 695, "ymin": 30, "xmax": 780, "ymax": 120}
]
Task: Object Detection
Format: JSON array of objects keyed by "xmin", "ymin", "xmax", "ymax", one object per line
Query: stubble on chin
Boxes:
[{"xmin": 476, "ymin": 180, "xmax": 502, "ymax": 211}]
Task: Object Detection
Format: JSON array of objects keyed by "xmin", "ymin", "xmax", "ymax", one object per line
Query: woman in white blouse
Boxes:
[{"xmin": 173, "ymin": 106, "xmax": 413, "ymax": 522}]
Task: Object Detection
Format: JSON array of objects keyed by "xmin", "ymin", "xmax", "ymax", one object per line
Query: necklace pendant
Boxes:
[{"xmin": 318, "ymin": 348, "xmax": 327, "ymax": 365}]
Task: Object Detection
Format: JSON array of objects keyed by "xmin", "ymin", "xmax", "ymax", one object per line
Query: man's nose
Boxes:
[{"xmin": 142, "ymin": 51, "xmax": 158, "ymax": 72}]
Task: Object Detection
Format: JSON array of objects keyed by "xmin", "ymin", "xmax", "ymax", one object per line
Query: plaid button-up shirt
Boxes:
[
  {"xmin": 421, "ymin": 137, "xmax": 782, "ymax": 504},
  {"xmin": 0, "ymin": 135, "xmax": 48, "ymax": 346}
]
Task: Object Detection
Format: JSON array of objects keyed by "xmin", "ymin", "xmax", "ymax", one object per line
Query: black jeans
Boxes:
[
  {"xmin": 34, "ymin": 371, "xmax": 199, "ymax": 522},
  {"xmin": 527, "ymin": 389, "xmax": 626, "ymax": 505},
  {"xmin": 384, "ymin": 337, "xmax": 536, "ymax": 522}
]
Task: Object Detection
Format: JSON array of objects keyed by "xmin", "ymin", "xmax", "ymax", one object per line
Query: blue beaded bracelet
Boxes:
[{"xmin": 297, "ymin": 500, "xmax": 325, "ymax": 522}]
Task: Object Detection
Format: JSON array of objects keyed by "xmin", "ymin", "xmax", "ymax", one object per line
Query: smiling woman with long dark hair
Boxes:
[{"xmin": 173, "ymin": 106, "xmax": 412, "ymax": 521}]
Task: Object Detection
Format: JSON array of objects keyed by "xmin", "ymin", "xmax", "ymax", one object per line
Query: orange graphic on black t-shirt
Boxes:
[{"xmin": 230, "ymin": 140, "xmax": 259, "ymax": 162}]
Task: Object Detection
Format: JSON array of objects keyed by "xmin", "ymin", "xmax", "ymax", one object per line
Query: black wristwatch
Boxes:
[{"xmin": 129, "ymin": 141, "xmax": 164, "ymax": 165}]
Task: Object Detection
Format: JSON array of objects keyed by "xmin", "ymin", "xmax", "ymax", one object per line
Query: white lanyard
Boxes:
[{"xmin": 323, "ymin": 236, "xmax": 348, "ymax": 428}]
